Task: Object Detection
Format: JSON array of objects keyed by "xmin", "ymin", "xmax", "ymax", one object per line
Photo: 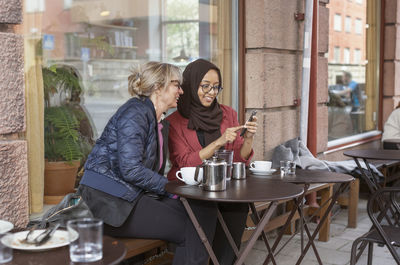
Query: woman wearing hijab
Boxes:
[{"xmin": 167, "ymin": 59, "xmax": 258, "ymax": 264}]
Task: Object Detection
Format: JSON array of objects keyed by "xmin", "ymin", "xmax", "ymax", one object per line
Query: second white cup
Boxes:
[
  {"xmin": 250, "ymin": 161, "xmax": 272, "ymax": 171},
  {"xmin": 176, "ymin": 167, "xmax": 203, "ymax": 185}
]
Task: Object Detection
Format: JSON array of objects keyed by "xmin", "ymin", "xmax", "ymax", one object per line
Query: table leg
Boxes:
[
  {"xmin": 263, "ymin": 185, "xmax": 309, "ymax": 265},
  {"xmin": 318, "ymin": 184, "xmax": 333, "ymax": 242},
  {"xmin": 234, "ymin": 201, "xmax": 278, "ymax": 265},
  {"xmin": 180, "ymin": 197, "xmax": 220, "ymax": 265},
  {"xmin": 216, "ymin": 209, "xmax": 240, "ymax": 258},
  {"xmin": 249, "ymin": 203, "xmax": 278, "ymax": 265},
  {"xmin": 297, "ymin": 209, "xmax": 323, "ymax": 265},
  {"xmin": 295, "ymin": 182, "xmax": 349, "ymax": 265},
  {"xmin": 348, "ymin": 178, "xmax": 359, "ymax": 228}
]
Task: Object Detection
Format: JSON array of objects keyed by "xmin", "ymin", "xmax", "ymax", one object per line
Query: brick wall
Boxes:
[
  {"xmin": 245, "ymin": 0, "xmax": 329, "ymax": 159},
  {"xmin": 0, "ymin": 0, "xmax": 29, "ymax": 228}
]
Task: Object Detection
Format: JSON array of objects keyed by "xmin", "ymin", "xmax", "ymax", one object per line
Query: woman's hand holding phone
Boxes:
[{"xmin": 240, "ymin": 111, "xmax": 258, "ymax": 138}]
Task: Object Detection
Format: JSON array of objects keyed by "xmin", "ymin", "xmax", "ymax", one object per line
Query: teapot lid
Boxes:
[{"xmin": 204, "ymin": 156, "xmax": 227, "ymax": 166}]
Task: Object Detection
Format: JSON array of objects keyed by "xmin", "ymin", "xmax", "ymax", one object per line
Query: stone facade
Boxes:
[
  {"xmin": 383, "ymin": 0, "xmax": 400, "ymax": 121},
  {"xmin": 0, "ymin": 33, "xmax": 25, "ymax": 134},
  {"xmin": 0, "ymin": 0, "xmax": 22, "ymax": 24},
  {"xmin": 0, "ymin": 0, "xmax": 28, "ymax": 228},
  {"xmin": 245, "ymin": 0, "xmax": 329, "ymax": 159},
  {"xmin": 0, "ymin": 141, "xmax": 28, "ymax": 228}
]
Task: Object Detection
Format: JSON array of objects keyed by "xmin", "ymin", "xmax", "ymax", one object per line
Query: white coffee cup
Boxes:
[
  {"xmin": 250, "ymin": 161, "xmax": 272, "ymax": 171},
  {"xmin": 176, "ymin": 167, "xmax": 203, "ymax": 185}
]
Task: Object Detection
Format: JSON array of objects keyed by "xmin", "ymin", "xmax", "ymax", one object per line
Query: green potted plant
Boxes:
[{"xmin": 43, "ymin": 65, "xmax": 94, "ymax": 204}]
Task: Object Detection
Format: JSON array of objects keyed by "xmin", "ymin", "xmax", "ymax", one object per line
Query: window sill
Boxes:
[{"xmin": 325, "ymin": 130, "xmax": 382, "ymax": 154}]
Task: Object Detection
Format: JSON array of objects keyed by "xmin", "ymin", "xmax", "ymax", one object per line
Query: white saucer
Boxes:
[
  {"xmin": 0, "ymin": 220, "xmax": 13, "ymax": 234},
  {"xmin": 249, "ymin": 168, "xmax": 277, "ymax": 175}
]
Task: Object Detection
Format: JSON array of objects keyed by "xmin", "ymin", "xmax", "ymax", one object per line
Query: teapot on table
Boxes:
[{"xmin": 194, "ymin": 156, "xmax": 227, "ymax": 191}]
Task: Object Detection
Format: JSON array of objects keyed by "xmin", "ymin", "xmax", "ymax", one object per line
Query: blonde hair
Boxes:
[{"xmin": 128, "ymin": 62, "xmax": 182, "ymax": 97}]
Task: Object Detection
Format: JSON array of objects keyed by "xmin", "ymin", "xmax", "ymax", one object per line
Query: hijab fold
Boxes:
[{"xmin": 177, "ymin": 59, "xmax": 223, "ymax": 146}]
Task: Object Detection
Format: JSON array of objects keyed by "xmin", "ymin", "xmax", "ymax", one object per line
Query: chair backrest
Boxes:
[{"xmin": 367, "ymin": 187, "xmax": 400, "ymax": 263}]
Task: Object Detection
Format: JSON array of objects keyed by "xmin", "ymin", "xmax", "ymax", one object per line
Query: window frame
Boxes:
[
  {"xmin": 25, "ymin": 0, "xmax": 45, "ymax": 13},
  {"xmin": 343, "ymin": 47, "xmax": 351, "ymax": 64},
  {"xmin": 334, "ymin": 14, "xmax": 342, "ymax": 32},
  {"xmin": 355, "ymin": 18, "xmax": 363, "ymax": 35},
  {"xmin": 345, "ymin": 16, "xmax": 352, "ymax": 33},
  {"xmin": 354, "ymin": 48, "xmax": 361, "ymax": 64},
  {"xmin": 333, "ymin": 46, "xmax": 341, "ymax": 63}
]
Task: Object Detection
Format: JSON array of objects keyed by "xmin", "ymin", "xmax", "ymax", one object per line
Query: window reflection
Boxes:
[
  {"xmin": 327, "ymin": 0, "xmax": 379, "ymax": 141},
  {"xmin": 25, "ymin": 0, "xmax": 230, "ymax": 136}
]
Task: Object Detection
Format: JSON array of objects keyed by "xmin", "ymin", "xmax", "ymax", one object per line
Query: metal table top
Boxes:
[
  {"xmin": 165, "ymin": 177, "xmax": 304, "ymax": 203},
  {"xmin": 249, "ymin": 168, "xmax": 354, "ymax": 184},
  {"xmin": 344, "ymin": 149, "xmax": 400, "ymax": 160}
]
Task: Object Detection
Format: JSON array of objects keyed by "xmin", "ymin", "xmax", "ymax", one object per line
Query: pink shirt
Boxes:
[{"xmin": 158, "ymin": 122, "xmax": 163, "ymax": 170}]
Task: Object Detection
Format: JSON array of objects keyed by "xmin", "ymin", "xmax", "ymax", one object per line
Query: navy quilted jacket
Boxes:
[{"xmin": 80, "ymin": 97, "xmax": 168, "ymax": 202}]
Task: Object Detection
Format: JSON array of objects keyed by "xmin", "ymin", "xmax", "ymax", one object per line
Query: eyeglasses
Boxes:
[{"xmin": 199, "ymin": 84, "xmax": 223, "ymax": 94}]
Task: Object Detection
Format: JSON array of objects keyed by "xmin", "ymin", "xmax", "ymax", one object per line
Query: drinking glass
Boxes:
[
  {"xmin": 0, "ymin": 233, "xmax": 12, "ymax": 264},
  {"xmin": 288, "ymin": 161, "xmax": 296, "ymax": 175},
  {"xmin": 232, "ymin": 162, "xmax": 246, "ymax": 179},
  {"xmin": 280, "ymin": 160, "xmax": 290, "ymax": 177},
  {"xmin": 214, "ymin": 150, "xmax": 234, "ymax": 180},
  {"xmin": 67, "ymin": 218, "xmax": 103, "ymax": 263}
]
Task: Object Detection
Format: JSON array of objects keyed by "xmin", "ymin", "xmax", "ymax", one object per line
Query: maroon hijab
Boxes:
[{"xmin": 177, "ymin": 59, "xmax": 223, "ymax": 146}]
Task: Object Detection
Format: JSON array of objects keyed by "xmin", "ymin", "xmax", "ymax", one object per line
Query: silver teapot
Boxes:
[{"xmin": 195, "ymin": 156, "xmax": 227, "ymax": 191}]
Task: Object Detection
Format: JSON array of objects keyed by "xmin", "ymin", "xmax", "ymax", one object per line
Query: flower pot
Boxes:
[{"xmin": 44, "ymin": 160, "xmax": 80, "ymax": 204}]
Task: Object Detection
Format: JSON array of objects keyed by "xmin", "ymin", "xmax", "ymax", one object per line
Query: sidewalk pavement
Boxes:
[{"xmin": 244, "ymin": 198, "xmax": 398, "ymax": 265}]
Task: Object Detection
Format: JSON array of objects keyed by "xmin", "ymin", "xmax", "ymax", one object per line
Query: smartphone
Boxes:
[{"xmin": 240, "ymin": 110, "xmax": 257, "ymax": 137}]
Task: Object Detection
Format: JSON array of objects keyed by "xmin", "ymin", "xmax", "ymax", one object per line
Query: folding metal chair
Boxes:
[{"xmin": 350, "ymin": 187, "xmax": 400, "ymax": 264}]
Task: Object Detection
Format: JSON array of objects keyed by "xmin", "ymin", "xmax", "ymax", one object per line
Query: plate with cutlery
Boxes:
[{"xmin": 1, "ymin": 225, "xmax": 78, "ymax": 251}]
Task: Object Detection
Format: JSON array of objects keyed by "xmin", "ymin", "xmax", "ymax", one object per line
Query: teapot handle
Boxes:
[{"xmin": 194, "ymin": 164, "xmax": 204, "ymax": 182}]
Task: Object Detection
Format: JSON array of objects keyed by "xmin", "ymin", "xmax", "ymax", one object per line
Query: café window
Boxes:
[
  {"xmin": 22, "ymin": 0, "xmax": 236, "ymax": 137},
  {"xmin": 327, "ymin": 0, "xmax": 380, "ymax": 144}
]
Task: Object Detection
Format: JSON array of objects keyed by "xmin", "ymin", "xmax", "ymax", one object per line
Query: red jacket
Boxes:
[{"xmin": 167, "ymin": 104, "xmax": 253, "ymax": 181}]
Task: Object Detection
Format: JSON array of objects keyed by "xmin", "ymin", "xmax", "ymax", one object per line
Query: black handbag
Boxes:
[{"xmin": 29, "ymin": 193, "xmax": 93, "ymax": 228}]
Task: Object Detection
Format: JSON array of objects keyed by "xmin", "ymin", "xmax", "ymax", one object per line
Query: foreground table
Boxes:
[
  {"xmin": 8, "ymin": 235, "xmax": 126, "ymax": 265},
  {"xmin": 249, "ymin": 168, "xmax": 354, "ymax": 265},
  {"xmin": 165, "ymin": 177, "xmax": 303, "ymax": 265}
]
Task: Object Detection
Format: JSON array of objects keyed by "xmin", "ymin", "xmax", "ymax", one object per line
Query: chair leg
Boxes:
[
  {"xmin": 367, "ymin": 242, "xmax": 373, "ymax": 265},
  {"xmin": 350, "ymin": 237, "xmax": 364, "ymax": 265}
]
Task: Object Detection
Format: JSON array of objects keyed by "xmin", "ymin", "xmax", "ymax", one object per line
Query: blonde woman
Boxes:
[{"xmin": 79, "ymin": 62, "xmax": 218, "ymax": 265}]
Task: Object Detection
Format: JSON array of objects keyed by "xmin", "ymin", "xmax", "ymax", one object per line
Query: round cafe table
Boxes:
[
  {"xmin": 165, "ymin": 177, "xmax": 304, "ymax": 265},
  {"xmin": 344, "ymin": 149, "xmax": 400, "ymax": 192},
  {"xmin": 6, "ymin": 236, "xmax": 126, "ymax": 265}
]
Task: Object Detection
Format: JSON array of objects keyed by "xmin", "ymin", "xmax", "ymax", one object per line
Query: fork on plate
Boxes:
[{"xmin": 20, "ymin": 223, "xmax": 61, "ymax": 246}]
